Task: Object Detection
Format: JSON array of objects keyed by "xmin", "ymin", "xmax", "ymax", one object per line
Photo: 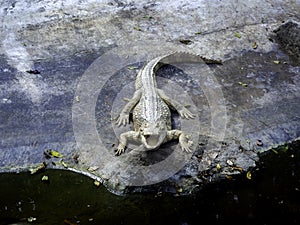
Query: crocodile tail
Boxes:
[
  {"xmin": 135, "ymin": 55, "xmax": 164, "ymax": 89},
  {"xmin": 153, "ymin": 51, "xmax": 222, "ymax": 74},
  {"xmin": 135, "ymin": 51, "xmax": 222, "ymax": 89},
  {"xmin": 135, "ymin": 69, "xmax": 143, "ymax": 89},
  {"xmin": 158, "ymin": 51, "xmax": 222, "ymax": 65}
]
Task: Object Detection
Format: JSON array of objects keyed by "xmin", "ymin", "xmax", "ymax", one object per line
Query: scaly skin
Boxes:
[{"xmin": 115, "ymin": 52, "xmax": 221, "ymax": 156}]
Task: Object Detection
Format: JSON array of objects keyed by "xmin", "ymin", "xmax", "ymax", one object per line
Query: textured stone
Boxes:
[{"xmin": 0, "ymin": 0, "xmax": 299, "ymax": 195}]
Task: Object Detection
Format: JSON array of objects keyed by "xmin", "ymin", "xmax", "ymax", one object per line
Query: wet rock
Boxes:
[{"xmin": 273, "ymin": 20, "xmax": 300, "ymax": 65}]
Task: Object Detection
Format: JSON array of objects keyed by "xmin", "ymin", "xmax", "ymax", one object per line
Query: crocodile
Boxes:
[{"xmin": 115, "ymin": 52, "xmax": 221, "ymax": 156}]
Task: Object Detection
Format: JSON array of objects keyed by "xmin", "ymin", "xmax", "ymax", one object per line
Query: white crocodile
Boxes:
[{"xmin": 115, "ymin": 52, "xmax": 221, "ymax": 156}]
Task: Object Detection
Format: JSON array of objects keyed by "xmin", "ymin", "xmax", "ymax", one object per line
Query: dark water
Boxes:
[{"xmin": 0, "ymin": 141, "xmax": 299, "ymax": 225}]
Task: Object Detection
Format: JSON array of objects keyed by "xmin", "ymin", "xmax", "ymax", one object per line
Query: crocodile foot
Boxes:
[
  {"xmin": 115, "ymin": 144, "xmax": 126, "ymax": 156},
  {"xmin": 116, "ymin": 113, "xmax": 129, "ymax": 126},
  {"xmin": 178, "ymin": 107, "xmax": 195, "ymax": 119},
  {"xmin": 179, "ymin": 139, "xmax": 193, "ymax": 153}
]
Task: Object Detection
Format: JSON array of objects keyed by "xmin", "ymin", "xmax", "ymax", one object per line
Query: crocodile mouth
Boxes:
[{"xmin": 143, "ymin": 134, "xmax": 160, "ymax": 149}]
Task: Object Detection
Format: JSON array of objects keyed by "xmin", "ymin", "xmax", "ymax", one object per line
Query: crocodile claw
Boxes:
[
  {"xmin": 116, "ymin": 113, "xmax": 129, "ymax": 126},
  {"xmin": 180, "ymin": 140, "xmax": 193, "ymax": 153},
  {"xmin": 178, "ymin": 107, "xmax": 195, "ymax": 119},
  {"xmin": 115, "ymin": 144, "xmax": 126, "ymax": 156}
]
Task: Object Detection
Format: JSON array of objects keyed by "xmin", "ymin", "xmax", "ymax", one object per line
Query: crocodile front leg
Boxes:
[
  {"xmin": 115, "ymin": 131, "xmax": 140, "ymax": 156},
  {"xmin": 157, "ymin": 89, "xmax": 195, "ymax": 119},
  {"xmin": 166, "ymin": 130, "xmax": 193, "ymax": 152},
  {"xmin": 116, "ymin": 89, "xmax": 142, "ymax": 126}
]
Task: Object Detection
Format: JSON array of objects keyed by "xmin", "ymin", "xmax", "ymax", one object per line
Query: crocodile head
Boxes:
[{"xmin": 139, "ymin": 120, "xmax": 168, "ymax": 150}]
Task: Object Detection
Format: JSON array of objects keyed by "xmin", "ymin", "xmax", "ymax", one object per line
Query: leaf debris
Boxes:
[
  {"xmin": 94, "ymin": 180, "xmax": 101, "ymax": 187},
  {"xmin": 142, "ymin": 15, "xmax": 153, "ymax": 19},
  {"xmin": 88, "ymin": 166, "xmax": 99, "ymax": 172},
  {"xmin": 41, "ymin": 175, "xmax": 49, "ymax": 181},
  {"xmin": 133, "ymin": 26, "xmax": 142, "ymax": 31},
  {"xmin": 238, "ymin": 81, "xmax": 248, "ymax": 87},
  {"xmin": 246, "ymin": 171, "xmax": 252, "ymax": 180},
  {"xmin": 44, "ymin": 149, "xmax": 63, "ymax": 158},
  {"xmin": 234, "ymin": 32, "xmax": 241, "ymax": 38},
  {"xmin": 252, "ymin": 42, "xmax": 258, "ymax": 49},
  {"xmin": 27, "ymin": 217, "xmax": 37, "ymax": 222},
  {"xmin": 29, "ymin": 162, "xmax": 46, "ymax": 174},
  {"xmin": 127, "ymin": 66, "xmax": 139, "ymax": 70}
]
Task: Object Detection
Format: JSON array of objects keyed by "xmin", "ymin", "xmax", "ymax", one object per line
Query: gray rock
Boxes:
[
  {"xmin": 273, "ymin": 20, "xmax": 300, "ymax": 65},
  {"xmin": 0, "ymin": 0, "xmax": 299, "ymax": 195}
]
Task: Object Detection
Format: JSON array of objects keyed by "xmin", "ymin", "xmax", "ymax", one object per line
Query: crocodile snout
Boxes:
[{"xmin": 141, "ymin": 133, "xmax": 165, "ymax": 150}]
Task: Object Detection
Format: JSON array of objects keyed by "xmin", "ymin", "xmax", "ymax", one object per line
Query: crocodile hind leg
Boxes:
[
  {"xmin": 115, "ymin": 131, "xmax": 140, "ymax": 156},
  {"xmin": 157, "ymin": 89, "xmax": 195, "ymax": 119},
  {"xmin": 166, "ymin": 130, "xmax": 193, "ymax": 152}
]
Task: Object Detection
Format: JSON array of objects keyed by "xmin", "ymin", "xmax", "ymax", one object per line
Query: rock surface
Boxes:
[{"xmin": 0, "ymin": 0, "xmax": 299, "ymax": 195}]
